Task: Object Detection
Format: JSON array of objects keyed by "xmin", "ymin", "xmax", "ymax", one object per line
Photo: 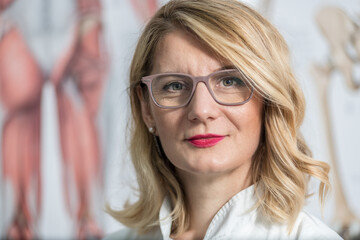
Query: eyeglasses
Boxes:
[{"xmin": 141, "ymin": 69, "xmax": 254, "ymax": 109}]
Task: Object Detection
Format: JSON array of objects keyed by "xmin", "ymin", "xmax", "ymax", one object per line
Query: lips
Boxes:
[{"xmin": 187, "ymin": 134, "xmax": 225, "ymax": 148}]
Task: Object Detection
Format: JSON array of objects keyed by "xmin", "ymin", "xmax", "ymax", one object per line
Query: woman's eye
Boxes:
[
  {"xmin": 221, "ymin": 77, "xmax": 244, "ymax": 87},
  {"xmin": 164, "ymin": 82, "xmax": 184, "ymax": 91},
  {"xmin": 222, "ymin": 78, "xmax": 235, "ymax": 86},
  {"xmin": 172, "ymin": 82, "xmax": 183, "ymax": 90}
]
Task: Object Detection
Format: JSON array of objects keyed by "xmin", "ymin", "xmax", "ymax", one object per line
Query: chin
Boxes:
[{"xmin": 175, "ymin": 157, "xmax": 235, "ymax": 175}]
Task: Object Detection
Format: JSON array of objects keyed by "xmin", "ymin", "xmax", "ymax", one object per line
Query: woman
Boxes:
[{"xmin": 106, "ymin": 0, "xmax": 342, "ymax": 239}]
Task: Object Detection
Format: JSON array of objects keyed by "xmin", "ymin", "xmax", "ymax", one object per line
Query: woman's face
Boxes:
[{"xmin": 140, "ymin": 30, "xmax": 263, "ymax": 177}]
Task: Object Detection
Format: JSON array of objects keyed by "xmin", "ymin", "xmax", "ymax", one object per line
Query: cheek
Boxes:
[
  {"xmin": 151, "ymin": 107, "xmax": 184, "ymax": 140},
  {"xmin": 228, "ymin": 104, "xmax": 262, "ymax": 128},
  {"xmin": 227, "ymin": 101, "xmax": 263, "ymax": 148},
  {"xmin": 245, "ymin": 104, "xmax": 263, "ymax": 152},
  {"xmin": 155, "ymin": 116, "xmax": 183, "ymax": 164},
  {"xmin": 150, "ymin": 108, "xmax": 189, "ymax": 166}
]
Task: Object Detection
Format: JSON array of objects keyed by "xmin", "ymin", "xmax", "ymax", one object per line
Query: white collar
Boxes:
[{"xmin": 158, "ymin": 185, "xmax": 257, "ymax": 240}]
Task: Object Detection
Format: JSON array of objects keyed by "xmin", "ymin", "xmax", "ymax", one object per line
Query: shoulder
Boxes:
[
  {"xmin": 103, "ymin": 227, "xmax": 162, "ymax": 240},
  {"xmin": 291, "ymin": 211, "xmax": 343, "ymax": 240}
]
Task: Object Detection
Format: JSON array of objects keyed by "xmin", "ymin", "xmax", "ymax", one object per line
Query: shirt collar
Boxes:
[
  {"xmin": 159, "ymin": 195, "xmax": 173, "ymax": 239},
  {"xmin": 158, "ymin": 184, "xmax": 257, "ymax": 240}
]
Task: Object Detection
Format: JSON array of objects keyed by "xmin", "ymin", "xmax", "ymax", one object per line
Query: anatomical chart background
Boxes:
[{"xmin": 0, "ymin": 0, "xmax": 359, "ymax": 239}]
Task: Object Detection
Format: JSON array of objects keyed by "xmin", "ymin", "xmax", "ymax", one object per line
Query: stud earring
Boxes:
[{"xmin": 149, "ymin": 127, "xmax": 155, "ymax": 134}]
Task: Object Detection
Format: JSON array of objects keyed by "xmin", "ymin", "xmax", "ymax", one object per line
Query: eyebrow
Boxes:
[
  {"xmin": 219, "ymin": 65, "xmax": 237, "ymax": 71},
  {"xmin": 159, "ymin": 65, "xmax": 237, "ymax": 74}
]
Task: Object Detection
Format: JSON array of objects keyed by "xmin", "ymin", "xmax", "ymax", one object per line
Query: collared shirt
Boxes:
[{"xmin": 105, "ymin": 185, "xmax": 342, "ymax": 239}]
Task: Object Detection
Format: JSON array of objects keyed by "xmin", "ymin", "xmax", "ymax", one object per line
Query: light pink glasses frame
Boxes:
[{"xmin": 141, "ymin": 69, "xmax": 254, "ymax": 109}]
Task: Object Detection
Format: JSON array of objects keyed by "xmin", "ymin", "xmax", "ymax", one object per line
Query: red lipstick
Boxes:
[{"xmin": 187, "ymin": 134, "xmax": 225, "ymax": 148}]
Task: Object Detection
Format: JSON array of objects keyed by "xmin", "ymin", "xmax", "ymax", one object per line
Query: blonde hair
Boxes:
[{"xmin": 107, "ymin": 0, "xmax": 330, "ymax": 236}]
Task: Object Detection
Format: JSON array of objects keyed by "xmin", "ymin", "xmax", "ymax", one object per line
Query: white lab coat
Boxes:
[{"xmin": 105, "ymin": 185, "xmax": 342, "ymax": 240}]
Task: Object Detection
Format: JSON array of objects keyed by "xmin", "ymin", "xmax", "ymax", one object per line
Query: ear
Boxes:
[{"xmin": 136, "ymin": 85, "xmax": 156, "ymax": 129}]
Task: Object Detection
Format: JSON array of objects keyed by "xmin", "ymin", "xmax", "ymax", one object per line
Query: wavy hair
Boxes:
[{"xmin": 107, "ymin": 0, "xmax": 330, "ymax": 236}]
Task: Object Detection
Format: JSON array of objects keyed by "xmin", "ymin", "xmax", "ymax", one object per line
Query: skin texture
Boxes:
[{"xmin": 139, "ymin": 30, "xmax": 263, "ymax": 239}]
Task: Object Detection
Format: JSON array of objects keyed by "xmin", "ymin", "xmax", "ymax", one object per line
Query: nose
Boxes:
[{"xmin": 187, "ymin": 82, "xmax": 221, "ymax": 122}]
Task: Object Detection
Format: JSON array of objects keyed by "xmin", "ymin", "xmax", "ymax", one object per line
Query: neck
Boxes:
[{"xmin": 173, "ymin": 167, "xmax": 252, "ymax": 240}]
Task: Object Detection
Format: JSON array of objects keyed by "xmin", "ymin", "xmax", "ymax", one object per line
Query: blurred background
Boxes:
[{"xmin": 0, "ymin": 0, "xmax": 359, "ymax": 239}]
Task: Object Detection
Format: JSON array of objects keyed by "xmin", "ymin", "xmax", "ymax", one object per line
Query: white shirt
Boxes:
[{"xmin": 105, "ymin": 185, "xmax": 342, "ymax": 239}]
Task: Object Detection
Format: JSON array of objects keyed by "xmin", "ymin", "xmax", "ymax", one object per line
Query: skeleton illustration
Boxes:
[{"xmin": 311, "ymin": 6, "xmax": 360, "ymax": 239}]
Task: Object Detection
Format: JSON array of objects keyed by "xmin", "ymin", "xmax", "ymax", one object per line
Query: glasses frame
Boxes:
[{"xmin": 141, "ymin": 69, "xmax": 254, "ymax": 109}]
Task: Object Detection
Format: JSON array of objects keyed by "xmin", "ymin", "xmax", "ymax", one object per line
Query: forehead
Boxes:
[{"xmin": 151, "ymin": 30, "xmax": 229, "ymax": 74}]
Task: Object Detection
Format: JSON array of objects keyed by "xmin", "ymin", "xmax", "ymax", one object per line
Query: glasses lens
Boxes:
[
  {"xmin": 209, "ymin": 70, "xmax": 252, "ymax": 104},
  {"xmin": 151, "ymin": 74, "xmax": 193, "ymax": 107}
]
